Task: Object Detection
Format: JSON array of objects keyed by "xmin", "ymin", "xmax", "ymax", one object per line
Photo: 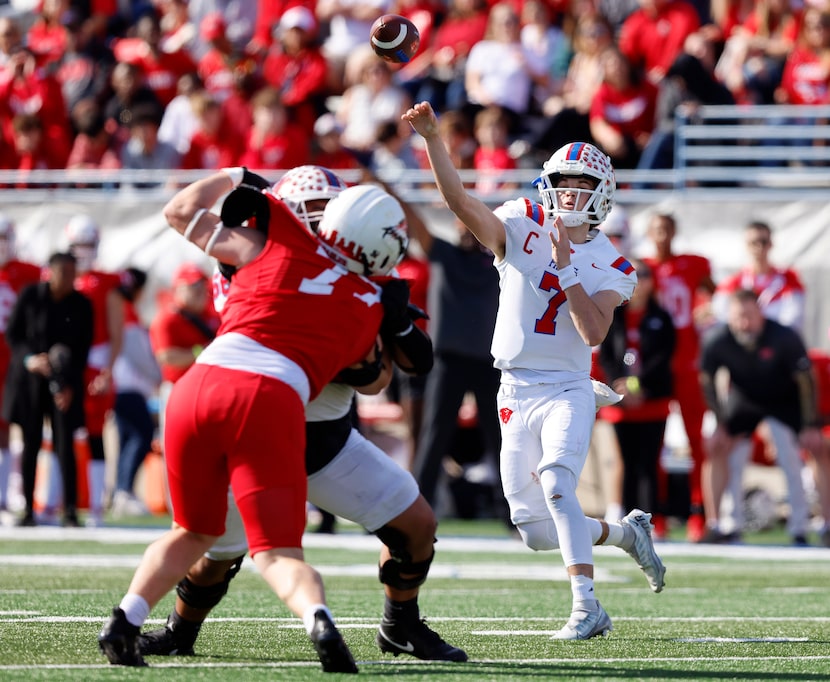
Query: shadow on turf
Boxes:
[{"xmin": 165, "ymin": 656, "xmax": 830, "ymax": 679}]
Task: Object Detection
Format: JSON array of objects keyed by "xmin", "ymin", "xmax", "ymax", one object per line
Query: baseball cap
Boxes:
[
  {"xmin": 200, "ymin": 12, "xmax": 226, "ymax": 42},
  {"xmin": 278, "ymin": 6, "xmax": 317, "ymax": 35},
  {"xmin": 173, "ymin": 263, "xmax": 208, "ymax": 286}
]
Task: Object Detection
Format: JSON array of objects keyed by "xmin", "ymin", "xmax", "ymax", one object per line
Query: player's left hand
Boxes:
[{"xmin": 548, "ymin": 216, "xmax": 571, "ymax": 268}]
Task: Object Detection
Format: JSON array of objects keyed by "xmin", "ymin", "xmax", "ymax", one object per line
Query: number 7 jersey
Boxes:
[{"xmin": 491, "ymin": 198, "xmax": 637, "ymax": 378}]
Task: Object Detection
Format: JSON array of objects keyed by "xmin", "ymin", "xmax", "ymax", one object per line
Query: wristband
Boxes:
[
  {"xmin": 557, "ymin": 264, "xmax": 579, "ymax": 290},
  {"xmin": 395, "ymin": 322, "xmax": 414, "ymax": 337},
  {"xmin": 23, "ymin": 354, "xmax": 33, "ymax": 367},
  {"xmin": 221, "ymin": 167, "xmax": 245, "ymax": 188},
  {"xmin": 625, "ymin": 376, "xmax": 641, "ymax": 394},
  {"xmin": 183, "ymin": 208, "xmax": 207, "ymax": 242}
]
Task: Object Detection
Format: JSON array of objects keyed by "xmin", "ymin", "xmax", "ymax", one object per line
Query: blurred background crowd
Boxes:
[{"xmin": 2, "ymin": 0, "xmax": 830, "ymax": 184}]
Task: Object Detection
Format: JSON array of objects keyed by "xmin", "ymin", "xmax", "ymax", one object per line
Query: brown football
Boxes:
[{"xmin": 370, "ymin": 14, "xmax": 420, "ymax": 63}]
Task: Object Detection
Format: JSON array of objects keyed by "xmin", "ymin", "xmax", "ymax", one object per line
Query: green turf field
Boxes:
[{"xmin": 1, "ymin": 517, "xmax": 828, "ymax": 681}]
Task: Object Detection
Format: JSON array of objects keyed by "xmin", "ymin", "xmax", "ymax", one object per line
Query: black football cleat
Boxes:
[
  {"xmin": 377, "ymin": 618, "xmax": 467, "ymax": 661},
  {"xmin": 98, "ymin": 607, "xmax": 147, "ymax": 666},
  {"xmin": 309, "ymin": 609, "xmax": 358, "ymax": 673},
  {"xmin": 137, "ymin": 615, "xmax": 197, "ymax": 656}
]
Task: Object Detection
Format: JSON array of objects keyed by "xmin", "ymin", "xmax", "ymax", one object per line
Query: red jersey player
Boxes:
[
  {"xmin": 711, "ymin": 220, "xmax": 805, "ymax": 332},
  {"xmin": 65, "ymin": 215, "xmax": 125, "ymax": 526},
  {"xmin": 0, "ymin": 215, "xmax": 42, "ymax": 513},
  {"xmin": 643, "ymin": 212, "xmax": 716, "ymax": 541},
  {"xmin": 97, "ymin": 167, "xmax": 389, "ymax": 672}
]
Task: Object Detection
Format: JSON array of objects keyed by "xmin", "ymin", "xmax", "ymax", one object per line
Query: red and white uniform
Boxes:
[
  {"xmin": 711, "ymin": 266, "xmax": 805, "ymax": 332},
  {"xmin": 75, "ymin": 269, "xmax": 122, "ymax": 436},
  {"xmin": 165, "ymin": 198, "xmax": 383, "ymax": 555},
  {"xmin": 642, "ymin": 252, "xmax": 711, "ymax": 510},
  {"xmin": 0, "ymin": 260, "xmax": 42, "ymax": 423},
  {"xmin": 492, "ymin": 199, "xmax": 636, "ymax": 380},
  {"xmin": 490, "ymin": 198, "xmax": 636, "ymax": 534}
]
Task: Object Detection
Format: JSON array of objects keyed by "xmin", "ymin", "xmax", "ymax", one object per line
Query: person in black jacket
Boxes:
[
  {"xmin": 598, "ymin": 259, "xmax": 676, "ymax": 522},
  {"xmin": 3, "ymin": 252, "xmax": 94, "ymax": 527}
]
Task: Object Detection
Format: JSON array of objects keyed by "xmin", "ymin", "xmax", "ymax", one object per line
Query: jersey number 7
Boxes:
[{"xmin": 534, "ymin": 270, "xmax": 567, "ymax": 335}]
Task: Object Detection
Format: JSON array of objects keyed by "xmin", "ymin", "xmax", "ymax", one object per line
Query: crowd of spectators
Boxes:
[{"xmin": 2, "ymin": 0, "xmax": 830, "ymax": 181}]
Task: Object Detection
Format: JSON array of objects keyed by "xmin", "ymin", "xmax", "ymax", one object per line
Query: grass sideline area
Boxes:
[{"xmin": 1, "ymin": 518, "xmax": 829, "ymax": 681}]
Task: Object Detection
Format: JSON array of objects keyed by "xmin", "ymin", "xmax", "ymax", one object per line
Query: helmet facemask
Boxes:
[{"xmin": 533, "ymin": 142, "xmax": 615, "ymax": 227}]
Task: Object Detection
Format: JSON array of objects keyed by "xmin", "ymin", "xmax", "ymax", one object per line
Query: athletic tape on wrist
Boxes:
[
  {"xmin": 183, "ymin": 208, "xmax": 207, "ymax": 242},
  {"xmin": 221, "ymin": 167, "xmax": 244, "ymax": 188},
  {"xmin": 557, "ymin": 264, "xmax": 579, "ymax": 290}
]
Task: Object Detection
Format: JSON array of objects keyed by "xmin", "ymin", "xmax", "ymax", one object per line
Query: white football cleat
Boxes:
[
  {"xmin": 552, "ymin": 602, "xmax": 613, "ymax": 640},
  {"xmin": 621, "ymin": 509, "xmax": 666, "ymax": 593}
]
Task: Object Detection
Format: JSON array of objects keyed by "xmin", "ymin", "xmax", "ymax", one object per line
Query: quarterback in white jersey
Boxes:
[{"xmin": 405, "ymin": 102, "xmax": 666, "ymax": 641}]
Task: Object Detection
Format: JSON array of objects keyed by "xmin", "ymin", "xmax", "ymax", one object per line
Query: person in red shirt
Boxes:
[
  {"xmin": 5, "ymin": 114, "xmax": 67, "ymax": 184},
  {"xmin": 0, "ymin": 47, "xmax": 71, "ymax": 167},
  {"xmin": 196, "ymin": 12, "xmax": 259, "ymax": 104},
  {"xmin": 262, "ymin": 6, "xmax": 328, "ymax": 137},
  {"xmin": 711, "ymin": 220, "xmax": 805, "ymax": 332},
  {"xmin": 112, "ymin": 13, "xmax": 197, "ymax": 107},
  {"xmin": 598, "ymin": 259, "xmax": 676, "ymax": 533},
  {"xmin": 66, "ymin": 98, "xmax": 122, "ymax": 181},
  {"xmin": 643, "ymin": 212, "xmax": 716, "ymax": 541},
  {"xmin": 97, "ymin": 167, "xmax": 386, "ymax": 671},
  {"xmin": 65, "ymin": 215, "xmax": 125, "ymax": 527},
  {"xmin": 589, "ymin": 47, "xmax": 659, "ymax": 170},
  {"xmin": 180, "ymin": 91, "xmax": 240, "ymax": 170},
  {"xmin": 776, "ymin": 5, "xmax": 830, "ymax": 105},
  {"xmin": 472, "ymin": 105, "xmax": 517, "ymax": 196},
  {"xmin": 149, "ymin": 261, "xmax": 217, "ymax": 394},
  {"xmin": 0, "ymin": 216, "xmax": 42, "ymax": 513},
  {"xmin": 618, "ymin": 0, "xmax": 701, "ymax": 85},
  {"xmin": 25, "ymin": 0, "xmax": 70, "ymax": 69},
  {"xmin": 238, "ymin": 86, "xmax": 310, "ymax": 170}
]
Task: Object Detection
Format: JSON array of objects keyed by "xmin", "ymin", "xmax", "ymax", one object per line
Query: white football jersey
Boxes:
[{"xmin": 491, "ymin": 198, "xmax": 636, "ymax": 382}]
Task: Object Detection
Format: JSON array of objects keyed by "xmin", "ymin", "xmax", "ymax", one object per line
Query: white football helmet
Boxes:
[
  {"xmin": 0, "ymin": 214, "xmax": 15, "ymax": 266},
  {"xmin": 533, "ymin": 142, "xmax": 615, "ymax": 227},
  {"xmin": 270, "ymin": 165, "xmax": 348, "ymax": 233},
  {"xmin": 65, "ymin": 214, "xmax": 100, "ymax": 272},
  {"xmin": 317, "ymin": 184, "xmax": 408, "ymax": 277}
]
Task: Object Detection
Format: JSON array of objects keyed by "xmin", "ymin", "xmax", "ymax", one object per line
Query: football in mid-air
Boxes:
[{"xmin": 370, "ymin": 14, "xmax": 420, "ymax": 63}]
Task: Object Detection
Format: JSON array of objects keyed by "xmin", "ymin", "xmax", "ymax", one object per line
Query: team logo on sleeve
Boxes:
[{"xmin": 499, "ymin": 407, "xmax": 514, "ymax": 424}]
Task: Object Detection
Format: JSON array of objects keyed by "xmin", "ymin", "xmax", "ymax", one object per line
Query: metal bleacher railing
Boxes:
[{"xmin": 1, "ymin": 104, "xmax": 828, "ymax": 206}]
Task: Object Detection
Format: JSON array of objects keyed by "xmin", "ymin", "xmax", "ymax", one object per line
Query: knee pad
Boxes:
[
  {"xmin": 176, "ymin": 555, "xmax": 245, "ymax": 610},
  {"xmin": 516, "ymin": 518, "xmax": 559, "ymax": 551},
  {"xmin": 375, "ymin": 524, "xmax": 434, "ymax": 591},
  {"xmin": 539, "ymin": 466, "xmax": 577, "ymax": 501}
]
